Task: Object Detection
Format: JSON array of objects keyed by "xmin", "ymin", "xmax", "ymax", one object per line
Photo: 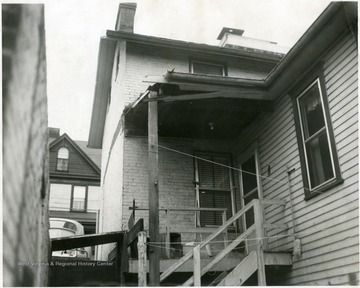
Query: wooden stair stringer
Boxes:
[
  {"xmin": 216, "ymin": 251, "xmax": 293, "ymax": 286},
  {"xmin": 217, "ymin": 251, "xmax": 257, "ymax": 286}
]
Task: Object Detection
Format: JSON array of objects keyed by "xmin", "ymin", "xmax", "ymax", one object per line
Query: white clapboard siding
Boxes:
[
  {"xmin": 235, "ymin": 31, "xmax": 358, "ymax": 284},
  {"xmin": 286, "ymin": 33, "xmax": 358, "ymax": 285}
]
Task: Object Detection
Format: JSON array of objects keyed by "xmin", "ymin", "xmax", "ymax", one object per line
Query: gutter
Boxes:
[
  {"xmin": 265, "ymin": 2, "xmax": 342, "ymax": 86},
  {"xmin": 164, "ymin": 70, "xmax": 267, "ymax": 88}
]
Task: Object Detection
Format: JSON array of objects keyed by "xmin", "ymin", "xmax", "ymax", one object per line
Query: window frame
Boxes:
[
  {"xmin": 70, "ymin": 185, "xmax": 88, "ymax": 212},
  {"xmin": 190, "ymin": 58, "xmax": 227, "ymax": 76},
  {"xmin": 237, "ymin": 142, "xmax": 263, "ymax": 231},
  {"xmin": 56, "ymin": 147, "xmax": 70, "ymax": 172},
  {"xmin": 291, "ymin": 68, "xmax": 343, "ymax": 199}
]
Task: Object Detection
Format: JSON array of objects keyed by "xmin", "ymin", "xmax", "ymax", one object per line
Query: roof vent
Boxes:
[{"xmin": 217, "ymin": 27, "xmax": 289, "ymax": 54}]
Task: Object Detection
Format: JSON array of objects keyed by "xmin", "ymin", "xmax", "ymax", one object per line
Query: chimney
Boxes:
[
  {"xmin": 48, "ymin": 127, "xmax": 60, "ymax": 139},
  {"xmin": 115, "ymin": 3, "xmax": 137, "ymax": 32},
  {"xmin": 217, "ymin": 27, "xmax": 290, "ymax": 55}
]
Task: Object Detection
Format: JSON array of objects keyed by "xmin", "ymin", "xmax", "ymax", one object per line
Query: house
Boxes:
[
  {"xmin": 88, "ymin": 2, "xmax": 358, "ymax": 286},
  {"xmin": 2, "ymin": 4, "xmax": 50, "ymax": 286},
  {"xmin": 48, "ymin": 128, "xmax": 102, "ymax": 259}
]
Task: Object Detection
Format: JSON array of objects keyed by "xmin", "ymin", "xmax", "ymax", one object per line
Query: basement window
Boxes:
[
  {"xmin": 292, "ymin": 73, "xmax": 342, "ymax": 199},
  {"xmin": 191, "ymin": 60, "xmax": 226, "ymax": 76}
]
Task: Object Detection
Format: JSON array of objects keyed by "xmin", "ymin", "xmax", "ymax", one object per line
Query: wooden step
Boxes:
[
  {"xmin": 217, "ymin": 251, "xmax": 292, "ymax": 286},
  {"xmin": 217, "ymin": 251, "xmax": 258, "ymax": 286}
]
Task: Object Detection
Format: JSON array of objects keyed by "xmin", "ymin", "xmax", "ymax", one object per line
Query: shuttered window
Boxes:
[{"xmin": 196, "ymin": 153, "xmax": 233, "ymax": 226}]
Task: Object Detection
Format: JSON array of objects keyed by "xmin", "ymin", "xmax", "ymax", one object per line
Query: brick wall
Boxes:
[
  {"xmin": 2, "ymin": 4, "xmax": 50, "ymax": 286},
  {"xmin": 122, "ymin": 137, "xmax": 236, "ymax": 243}
]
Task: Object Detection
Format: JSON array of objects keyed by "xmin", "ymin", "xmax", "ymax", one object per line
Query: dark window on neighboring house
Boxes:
[
  {"xmin": 292, "ymin": 73, "xmax": 342, "ymax": 199},
  {"xmin": 71, "ymin": 185, "xmax": 87, "ymax": 211},
  {"xmin": 191, "ymin": 60, "xmax": 226, "ymax": 76},
  {"xmin": 195, "ymin": 153, "xmax": 233, "ymax": 226},
  {"xmin": 56, "ymin": 147, "xmax": 69, "ymax": 171}
]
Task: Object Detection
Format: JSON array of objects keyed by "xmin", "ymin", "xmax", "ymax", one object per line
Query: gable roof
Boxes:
[{"xmin": 50, "ymin": 133, "xmax": 101, "ymax": 173}]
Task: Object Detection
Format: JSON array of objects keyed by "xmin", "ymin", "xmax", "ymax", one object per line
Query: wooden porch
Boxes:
[{"xmin": 49, "ymin": 198, "xmax": 293, "ymax": 286}]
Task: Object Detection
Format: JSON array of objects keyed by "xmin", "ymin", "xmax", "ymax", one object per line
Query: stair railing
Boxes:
[{"xmin": 160, "ymin": 198, "xmax": 262, "ymax": 284}]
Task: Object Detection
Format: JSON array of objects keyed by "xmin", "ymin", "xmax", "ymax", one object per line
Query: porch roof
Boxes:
[{"xmin": 125, "ymin": 72, "xmax": 273, "ymax": 139}]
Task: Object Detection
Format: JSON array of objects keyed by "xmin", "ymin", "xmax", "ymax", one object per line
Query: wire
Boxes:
[{"xmin": 155, "ymin": 143, "xmax": 331, "ymax": 195}]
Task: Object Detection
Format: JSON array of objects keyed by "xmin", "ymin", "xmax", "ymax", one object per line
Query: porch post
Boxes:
[
  {"xmin": 138, "ymin": 231, "xmax": 147, "ymax": 287},
  {"xmin": 254, "ymin": 199, "xmax": 266, "ymax": 286},
  {"xmin": 148, "ymin": 90, "xmax": 160, "ymax": 286}
]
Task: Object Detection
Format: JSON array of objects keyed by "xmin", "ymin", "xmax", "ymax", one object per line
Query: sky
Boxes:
[{"xmin": 11, "ymin": 0, "xmax": 334, "ymax": 140}]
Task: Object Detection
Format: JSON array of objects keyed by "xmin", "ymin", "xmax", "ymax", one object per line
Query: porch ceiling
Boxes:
[{"xmin": 125, "ymin": 83, "xmax": 273, "ymax": 139}]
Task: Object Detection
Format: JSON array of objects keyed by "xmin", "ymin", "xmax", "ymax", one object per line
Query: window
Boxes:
[
  {"xmin": 71, "ymin": 186, "xmax": 87, "ymax": 211},
  {"xmin": 293, "ymin": 75, "xmax": 342, "ymax": 198},
  {"xmin": 57, "ymin": 147, "xmax": 69, "ymax": 171},
  {"xmin": 191, "ymin": 60, "xmax": 226, "ymax": 76},
  {"xmin": 195, "ymin": 153, "xmax": 234, "ymax": 226}
]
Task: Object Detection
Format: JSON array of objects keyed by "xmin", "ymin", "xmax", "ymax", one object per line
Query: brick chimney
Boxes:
[
  {"xmin": 48, "ymin": 127, "xmax": 60, "ymax": 139},
  {"xmin": 115, "ymin": 3, "xmax": 137, "ymax": 32}
]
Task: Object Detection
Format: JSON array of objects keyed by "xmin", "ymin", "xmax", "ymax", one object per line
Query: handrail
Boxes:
[
  {"xmin": 182, "ymin": 225, "xmax": 256, "ymax": 286},
  {"xmin": 130, "ymin": 206, "xmax": 229, "ymax": 258},
  {"xmin": 160, "ymin": 198, "xmax": 259, "ymax": 283}
]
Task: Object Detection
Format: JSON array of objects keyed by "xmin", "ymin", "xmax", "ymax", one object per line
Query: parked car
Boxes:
[{"xmin": 49, "ymin": 218, "xmax": 91, "ymax": 258}]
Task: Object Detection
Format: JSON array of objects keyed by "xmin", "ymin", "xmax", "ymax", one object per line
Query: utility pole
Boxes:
[{"xmin": 148, "ymin": 89, "xmax": 160, "ymax": 285}]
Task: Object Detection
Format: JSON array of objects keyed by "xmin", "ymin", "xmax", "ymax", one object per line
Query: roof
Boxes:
[
  {"xmin": 75, "ymin": 140, "xmax": 102, "ymax": 169},
  {"xmin": 88, "ymin": 2, "xmax": 357, "ymax": 147},
  {"xmin": 105, "ymin": 30, "xmax": 285, "ymax": 62},
  {"xmin": 49, "ymin": 133, "xmax": 102, "ymax": 170}
]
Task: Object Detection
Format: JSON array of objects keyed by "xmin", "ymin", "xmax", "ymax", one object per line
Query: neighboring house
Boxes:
[
  {"xmin": 48, "ymin": 128, "xmax": 102, "ymax": 259},
  {"xmin": 3, "ymin": 4, "xmax": 50, "ymax": 286},
  {"xmin": 88, "ymin": 2, "xmax": 358, "ymax": 286}
]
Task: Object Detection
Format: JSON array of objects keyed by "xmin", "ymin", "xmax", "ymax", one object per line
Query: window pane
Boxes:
[
  {"xmin": 58, "ymin": 147, "xmax": 69, "ymax": 159},
  {"xmin": 241, "ymin": 155, "xmax": 257, "ymax": 195},
  {"xmin": 299, "ymin": 82, "xmax": 326, "ymax": 138},
  {"xmin": 73, "ymin": 186, "xmax": 86, "ymax": 198},
  {"xmin": 193, "ymin": 62, "xmax": 224, "ymax": 75},
  {"xmin": 56, "ymin": 159, "xmax": 68, "ymax": 171},
  {"xmin": 305, "ymin": 132, "xmax": 334, "ymax": 188}
]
